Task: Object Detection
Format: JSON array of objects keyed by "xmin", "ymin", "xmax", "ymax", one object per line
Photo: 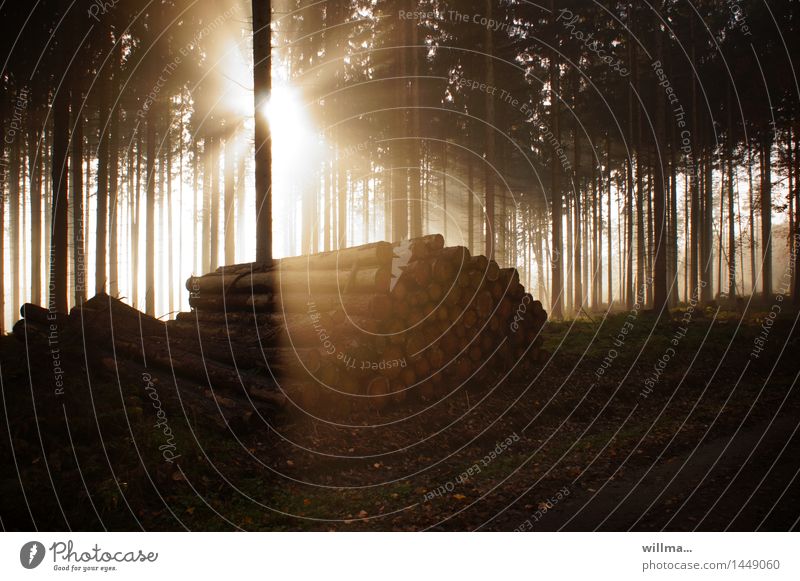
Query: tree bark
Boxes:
[{"xmin": 252, "ymin": 0, "xmax": 273, "ymax": 263}]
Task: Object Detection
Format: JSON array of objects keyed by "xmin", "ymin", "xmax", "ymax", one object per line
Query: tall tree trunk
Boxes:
[
  {"xmin": 549, "ymin": 0, "xmax": 563, "ymax": 319},
  {"xmin": 573, "ymin": 131, "xmax": 582, "ymax": 312},
  {"xmin": 253, "ymin": 0, "xmax": 273, "ymax": 262},
  {"xmin": 108, "ymin": 40, "xmax": 122, "ymax": 297},
  {"xmin": 651, "ymin": 19, "xmax": 668, "ymax": 314},
  {"xmin": 236, "ymin": 142, "xmax": 247, "ymax": 258},
  {"xmin": 0, "ymin": 93, "xmax": 5, "ymax": 331},
  {"xmin": 95, "ymin": 63, "xmax": 111, "ymax": 295},
  {"xmin": 690, "ymin": 19, "xmax": 700, "ymax": 300},
  {"xmin": 747, "ymin": 143, "xmax": 757, "ymax": 294},
  {"xmin": 483, "ymin": 0, "xmax": 496, "ymax": 259},
  {"xmin": 132, "ymin": 132, "xmax": 141, "ymax": 308},
  {"xmin": 408, "ymin": 0, "xmax": 422, "ymax": 240},
  {"xmin": 224, "ymin": 131, "xmax": 235, "ymax": 264},
  {"xmin": 337, "ymin": 153, "xmax": 347, "ymax": 247},
  {"xmin": 760, "ymin": 134, "xmax": 773, "ymax": 297},
  {"xmin": 202, "ymin": 137, "xmax": 211, "ymax": 272},
  {"xmin": 71, "ymin": 86, "xmax": 85, "ymax": 305},
  {"xmin": 607, "ymin": 139, "xmax": 613, "ymax": 306},
  {"xmin": 209, "ymin": 135, "xmax": 220, "ymax": 271},
  {"xmin": 727, "ymin": 113, "xmax": 736, "ymax": 298},
  {"xmin": 793, "ymin": 121, "xmax": 800, "ymax": 306},
  {"xmin": 701, "ymin": 150, "xmax": 714, "ymax": 302},
  {"xmin": 145, "ymin": 97, "xmax": 157, "ymax": 316},
  {"xmin": 166, "ymin": 126, "xmax": 174, "ymax": 315},
  {"xmin": 51, "ymin": 79, "xmax": 70, "ymax": 314},
  {"xmin": 10, "ymin": 127, "xmax": 20, "ymax": 318},
  {"xmin": 29, "ymin": 98, "xmax": 43, "ymax": 305},
  {"xmin": 467, "ymin": 152, "xmax": 474, "ymax": 254}
]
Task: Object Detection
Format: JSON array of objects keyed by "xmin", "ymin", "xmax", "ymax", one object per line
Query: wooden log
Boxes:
[
  {"xmin": 187, "ymin": 266, "xmax": 391, "ymax": 296},
  {"xmin": 188, "ymin": 293, "xmax": 274, "ymax": 312},
  {"xmin": 398, "ymin": 259, "xmax": 432, "ymax": 288},
  {"xmin": 277, "ymin": 242, "xmax": 393, "ymax": 271},
  {"xmin": 75, "ymin": 294, "xmax": 166, "ymax": 337},
  {"xmin": 188, "ymin": 292, "xmax": 391, "ymax": 319},
  {"xmin": 209, "ymin": 235, "xmax": 441, "ymax": 277},
  {"xmin": 486, "ymin": 260, "xmax": 500, "ymax": 281},
  {"xmin": 469, "ymin": 255, "xmax": 489, "ymax": 271},
  {"xmin": 20, "ymin": 303, "xmax": 68, "ymax": 327},
  {"xmin": 111, "ymin": 337, "xmax": 286, "ymax": 408}
]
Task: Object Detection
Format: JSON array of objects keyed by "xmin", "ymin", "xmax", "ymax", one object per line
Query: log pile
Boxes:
[
  {"xmin": 13, "ymin": 295, "xmax": 288, "ymax": 414},
  {"xmin": 12, "ymin": 234, "xmax": 547, "ymax": 416},
  {"xmin": 179, "ymin": 234, "xmax": 548, "ymax": 412}
]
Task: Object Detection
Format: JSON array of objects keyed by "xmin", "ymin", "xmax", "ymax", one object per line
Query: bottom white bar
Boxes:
[{"xmin": 1, "ymin": 532, "xmax": 797, "ymax": 579}]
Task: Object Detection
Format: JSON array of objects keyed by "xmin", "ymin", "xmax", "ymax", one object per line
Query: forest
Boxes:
[
  {"xmin": 0, "ymin": 0, "xmax": 799, "ymax": 532},
  {"xmin": 1, "ymin": 0, "xmax": 798, "ymax": 329}
]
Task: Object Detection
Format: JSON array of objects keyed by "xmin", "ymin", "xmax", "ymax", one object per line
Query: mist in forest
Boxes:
[{"xmin": 1, "ymin": 0, "xmax": 799, "ymax": 328}]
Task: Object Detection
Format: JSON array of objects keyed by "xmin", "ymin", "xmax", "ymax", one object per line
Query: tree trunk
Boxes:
[
  {"xmin": 29, "ymin": 97, "xmax": 43, "ymax": 305},
  {"xmin": 108, "ymin": 40, "xmax": 122, "ymax": 297},
  {"xmin": 652, "ymin": 22, "xmax": 668, "ymax": 315},
  {"xmin": 145, "ymin": 91, "xmax": 157, "ymax": 316},
  {"xmin": 51, "ymin": 77, "xmax": 70, "ymax": 314},
  {"xmin": 224, "ymin": 130, "xmax": 235, "ymax": 265},
  {"xmin": 0, "ymin": 92, "xmax": 5, "ymax": 332},
  {"xmin": 549, "ymin": 0, "xmax": 563, "ymax": 319},
  {"xmin": 210, "ymin": 135, "xmax": 220, "ymax": 271},
  {"xmin": 253, "ymin": 0, "xmax": 273, "ymax": 263},
  {"xmin": 95, "ymin": 57, "xmax": 111, "ymax": 295},
  {"xmin": 484, "ymin": 0, "xmax": 496, "ymax": 260},
  {"xmin": 71, "ymin": 85, "xmax": 85, "ymax": 305},
  {"xmin": 760, "ymin": 135, "xmax": 773, "ymax": 297},
  {"xmin": 573, "ymin": 131, "xmax": 582, "ymax": 312},
  {"xmin": 10, "ymin": 124, "xmax": 19, "ymax": 318}
]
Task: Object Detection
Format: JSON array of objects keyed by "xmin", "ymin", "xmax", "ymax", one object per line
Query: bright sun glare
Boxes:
[{"xmin": 263, "ymin": 86, "xmax": 311, "ymax": 152}]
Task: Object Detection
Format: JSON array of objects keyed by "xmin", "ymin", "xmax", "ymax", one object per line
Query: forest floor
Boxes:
[{"xmin": 1, "ymin": 301, "xmax": 798, "ymax": 531}]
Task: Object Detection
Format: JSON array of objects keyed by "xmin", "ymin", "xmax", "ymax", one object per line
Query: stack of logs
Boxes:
[{"xmin": 179, "ymin": 234, "xmax": 548, "ymax": 412}]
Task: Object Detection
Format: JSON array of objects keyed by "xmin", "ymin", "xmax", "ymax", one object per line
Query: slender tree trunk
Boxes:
[
  {"xmin": 0, "ymin": 93, "xmax": 6, "ymax": 331},
  {"xmin": 192, "ymin": 139, "xmax": 199, "ymax": 273},
  {"xmin": 760, "ymin": 135, "xmax": 773, "ymax": 297},
  {"xmin": 607, "ymin": 141, "xmax": 613, "ymax": 306},
  {"xmin": 793, "ymin": 121, "xmax": 800, "ymax": 305},
  {"xmin": 210, "ymin": 135, "xmax": 220, "ymax": 271},
  {"xmin": 701, "ymin": 151, "xmax": 714, "ymax": 302},
  {"xmin": 145, "ymin": 98, "xmax": 157, "ymax": 316},
  {"xmin": 650, "ymin": 18, "xmax": 668, "ymax": 314},
  {"xmin": 236, "ymin": 143, "xmax": 247, "ymax": 258},
  {"xmin": 51, "ymin": 78, "xmax": 70, "ymax": 314},
  {"xmin": 727, "ymin": 138, "xmax": 736, "ymax": 297},
  {"xmin": 29, "ymin": 100, "xmax": 43, "ymax": 305},
  {"xmin": 108, "ymin": 41, "xmax": 122, "ymax": 297},
  {"xmin": 337, "ymin": 152, "xmax": 347, "ymax": 248},
  {"xmin": 467, "ymin": 154, "xmax": 474, "ymax": 254},
  {"xmin": 224, "ymin": 131, "xmax": 235, "ymax": 264},
  {"xmin": 10, "ymin": 131, "xmax": 20, "ymax": 317},
  {"xmin": 690, "ymin": 20, "xmax": 700, "ymax": 300},
  {"xmin": 71, "ymin": 87, "xmax": 85, "ymax": 305},
  {"xmin": 484, "ymin": 0, "xmax": 496, "ymax": 259},
  {"xmin": 253, "ymin": 0, "xmax": 273, "ymax": 262},
  {"xmin": 549, "ymin": 0, "xmax": 563, "ymax": 319},
  {"xmin": 132, "ymin": 132, "xmax": 141, "ymax": 308},
  {"xmin": 574, "ymin": 131, "xmax": 583, "ymax": 312},
  {"xmin": 95, "ymin": 65, "xmax": 111, "ymax": 294},
  {"xmin": 166, "ymin": 127, "xmax": 174, "ymax": 315},
  {"xmin": 409, "ymin": 0, "xmax": 422, "ymax": 239}
]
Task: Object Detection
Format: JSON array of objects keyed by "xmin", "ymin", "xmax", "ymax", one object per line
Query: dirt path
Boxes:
[{"xmin": 490, "ymin": 412, "xmax": 800, "ymax": 531}]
